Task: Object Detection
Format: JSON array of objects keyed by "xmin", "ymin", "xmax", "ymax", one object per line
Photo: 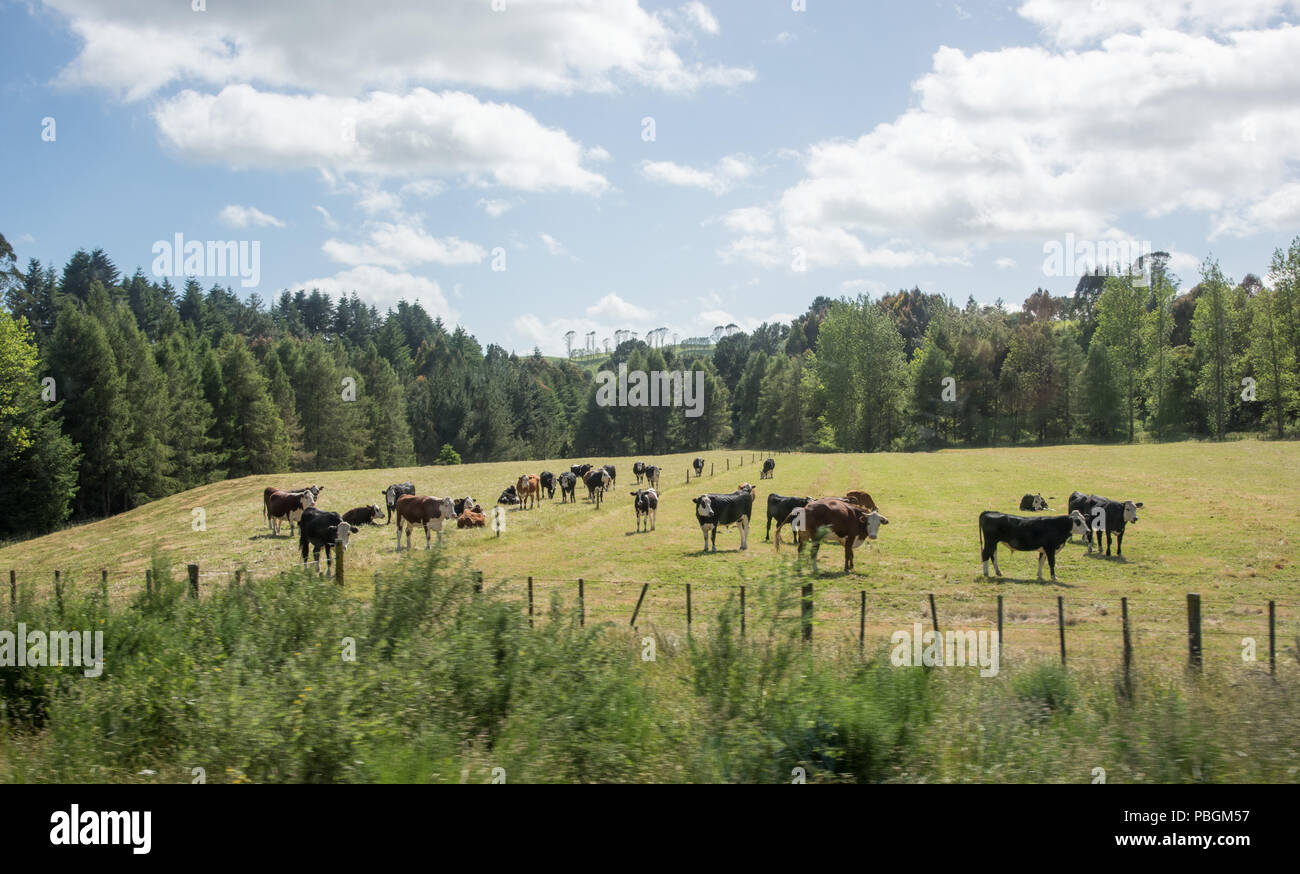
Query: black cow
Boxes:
[
  {"xmin": 341, "ymin": 504, "xmax": 385, "ymax": 528},
  {"xmin": 453, "ymin": 496, "xmax": 478, "ymax": 516},
  {"xmin": 1019, "ymin": 493, "xmax": 1050, "ymax": 511},
  {"xmin": 692, "ymin": 457, "xmax": 705, "ymax": 476},
  {"xmin": 766, "ymin": 493, "xmax": 812, "ymax": 541},
  {"xmin": 1068, "ymin": 491, "xmax": 1143, "ymax": 556},
  {"xmin": 539, "ymin": 471, "xmax": 556, "ymax": 499},
  {"xmin": 760, "ymin": 458, "xmax": 775, "ymax": 480},
  {"xmin": 979, "ymin": 510, "xmax": 1088, "ymax": 582},
  {"xmin": 602, "ymin": 464, "xmax": 616, "ymax": 490},
  {"xmin": 381, "ymin": 482, "xmax": 415, "ymax": 524},
  {"xmin": 643, "ymin": 464, "xmax": 661, "ymax": 490},
  {"xmin": 692, "ymin": 484, "xmax": 755, "ymax": 552},
  {"xmin": 558, "ymin": 471, "xmax": 577, "ymax": 503},
  {"xmin": 632, "ymin": 461, "xmax": 647, "ymax": 484},
  {"xmin": 584, "ymin": 467, "xmax": 611, "ymax": 507},
  {"xmin": 571, "ymin": 463, "xmax": 594, "ymax": 479},
  {"xmin": 497, "ymin": 485, "xmax": 520, "ymax": 505},
  {"xmin": 299, "ymin": 508, "xmax": 354, "ymax": 573},
  {"xmin": 631, "ymin": 488, "xmax": 658, "ymax": 532}
]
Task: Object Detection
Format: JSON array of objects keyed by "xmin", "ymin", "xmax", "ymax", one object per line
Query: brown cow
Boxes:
[
  {"xmin": 780, "ymin": 497, "xmax": 888, "ymax": 572},
  {"xmin": 516, "ymin": 474, "xmax": 541, "ymax": 510},
  {"xmin": 265, "ymin": 488, "xmax": 316, "ymax": 536},
  {"xmin": 457, "ymin": 506, "xmax": 487, "ymax": 528},
  {"xmin": 263, "ymin": 485, "xmax": 323, "ymax": 534},
  {"xmin": 394, "ymin": 494, "xmax": 457, "ymax": 550},
  {"xmin": 843, "ymin": 490, "xmax": 878, "ymax": 512}
]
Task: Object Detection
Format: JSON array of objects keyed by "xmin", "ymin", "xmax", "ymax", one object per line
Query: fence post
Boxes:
[
  {"xmin": 1268, "ymin": 598, "xmax": 1279, "ymax": 681},
  {"xmin": 528, "ymin": 576, "xmax": 534, "ymax": 628},
  {"xmin": 710, "ymin": 462, "xmax": 714, "ymax": 477},
  {"xmin": 801, "ymin": 583, "xmax": 813, "ymax": 645},
  {"xmin": 54, "ymin": 570, "xmax": 63, "ymax": 620},
  {"xmin": 473, "ymin": 571, "xmax": 483, "ymax": 594},
  {"xmin": 859, "ymin": 590, "xmax": 866, "ymax": 656},
  {"xmin": 101, "ymin": 569, "xmax": 108, "ymax": 605},
  {"xmin": 1121, "ymin": 596, "xmax": 1133, "ymax": 697},
  {"xmin": 9, "ymin": 570, "xmax": 15, "ymax": 612},
  {"xmin": 929, "ymin": 593, "xmax": 941, "ymax": 663},
  {"xmin": 335, "ymin": 543, "xmax": 345, "ymax": 587},
  {"xmin": 997, "ymin": 594, "xmax": 1004, "ymax": 654},
  {"xmin": 146, "ymin": 569, "xmax": 153, "ymax": 600},
  {"xmin": 1057, "ymin": 596, "xmax": 1066, "ymax": 666},
  {"xmin": 630, "ymin": 583, "xmax": 649, "ymax": 627},
  {"xmin": 578, "ymin": 578, "xmax": 585, "ymax": 627},
  {"xmin": 1186, "ymin": 593, "xmax": 1202, "ymax": 673},
  {"xmin": 234, "ymin": 569, "xmax": 243, "ymax": 589},
  {"xmin": 727, "ymin": 458, "xmax": 730, "ymax": 471},
  {"xmin": 188, "ymin": 564, "xmax": 199, "ymax": 599},
  {"xmin": 685, "ymin": 583, "xmax": 692, "ymax": 635},
  {"xmin": 739, "ymin": 585, "xmax": 746, "ymax": 637}
]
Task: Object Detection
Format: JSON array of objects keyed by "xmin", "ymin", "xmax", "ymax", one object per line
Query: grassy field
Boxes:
[{"xmin": 2, "ymin": 441, "xmax": 1297, "ymax": 667}]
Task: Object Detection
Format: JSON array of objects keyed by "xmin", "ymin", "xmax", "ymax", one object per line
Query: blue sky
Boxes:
[{"xmin": 3, "ymin": 0, "xmax": 1299, "ymax": 355}]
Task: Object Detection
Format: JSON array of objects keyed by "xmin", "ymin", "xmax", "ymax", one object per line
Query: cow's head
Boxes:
[
  {"xmin": 517, "ymin": 474, "xmax": 530, "ymax": 492},
  {"xmin": 861, "ymin": 509, "xmax": 888, "ymax": 540},
  {"xmin": 694, "ymin": 495, "xmax": 714, "ymax": 518},
  {"xmin": 736, "ymin": 483, "xmax": 754, "ymax": 494},
  {"xmin": 299, "ymin": 491, "xmax": 316, "ymax": 510},
  {"xmin": 369, "ymin": 503, "xmax": 384, "ymax": 522},
  {"xmin": 1123, "ymin": 500, "xmax": 1143, "ymax": 524},
  {"xmin": 436, "ymin": 497, "xmax": 456, "ymax": 519},
  {"xmin": 1031, "ymin": 493, "xmax": 1049, "ymax": 511},
  {"xmin": 335, "ymin": 521, "xmax": 353, "ymax": 548},
  {"xmin": 1069, "ymin": 509, "xmax": 1089, "ymax": 537}
]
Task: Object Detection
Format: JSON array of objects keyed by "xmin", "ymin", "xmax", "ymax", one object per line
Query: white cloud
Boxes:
[
  {"xmin": 153, "ymin": 85, "xmax": 609, "ymax": 194},
  {"xmin": 294, "ymin": 265, "xmax": 456, "ymax": 320},
  {"xmin": 994, "ymin": 256, "xmax": 1017, "ymax": 269},
  {"xmin": 322, "ymin": 222, "xmax": 487, "ymax": 268},
  {"xmin": 587, "ymin": 293, "xmax": 652, "ymax": 321},
  {"xmin": 539, "ymin": 232, "xmax": 576, "ymax": 260},
  {"xmin": 478, "ymin": 198, "xmax": 513, "ymax": 217},
  {"xmin": 218, "ymin": 204, "xmax": 284, "ymax": 228},
  {"xmin": 1211, "ymin": 181, "xmax": 1300, "ymax": 238},
  {"xmin": 313, "ymin": 205, "xmax": 339, "ymax": 231},
  {"xmin": 1018, "ymin": 0, "xmax": 1298, "ymax": 47},
  {"xmin": 48, "ymin": 0, "xmax": 753, "ymax": 99},
  {"xmin": 721, "ymin": 206, "xmax": 775, "ymax": 235},
  {"xmin": 683, "ymin": 2, "xmax": 721, "ymax": 35},
  {"xmin": 641, "ymin": 153, "xmax": 755, "ymax": 195}
]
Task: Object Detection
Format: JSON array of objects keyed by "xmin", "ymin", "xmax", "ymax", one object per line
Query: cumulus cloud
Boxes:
[
  {"xmin": 641, "ymin": 153, "xmax": 755, "ymax": 195},
  {"xmin": 587, "ymin": 293, "xmax": 651, "ymax": 321},
  {"xmin": 218, "ymin": 204, "xmax": 284, "ymax": 228},
  {"xmin": 478, "ymin": 199, "xmax": 513, "ymax": 217},
  {"xmin": 1017, "ymin": 0, "xmax": 1298, "ymax": 47},
  {"xmin": 47, "ymin": 0, "xmax": 753, "ymax": 99},
  {"xmin": 539, "ymin": 233, "xmax": 576, "ymax": 260},
  {"xmin": 294, "ymin": 265, "xmax": 456, "ymax": 320},
  {"xmin": 322, "ymin": 222, "xmax": 487, "ymax": 269}
]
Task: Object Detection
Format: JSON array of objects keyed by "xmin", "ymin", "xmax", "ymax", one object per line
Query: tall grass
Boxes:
[{"xmin": 1, "ymin": 552, "xmax": 1296, "ymax": 783}]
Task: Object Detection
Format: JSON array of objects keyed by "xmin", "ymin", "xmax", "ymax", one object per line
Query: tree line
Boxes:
[{"xmin": 1, "ymin": 234, "xmax": 1297, "ymax": 539}]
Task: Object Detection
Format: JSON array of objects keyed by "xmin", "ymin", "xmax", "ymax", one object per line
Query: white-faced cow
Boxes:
[
  {"xmin": 692, "ymin": 484, "xmax": 755, "ymax": 552},
  {"xmin": 394, "ymin": 495, "xmax": 456, "ymax": 550},
  {"xmin": 584, "ymin": 467, "xmax": 611, "ymax": 507},
  {"xmin": 265, "ymin": 488, "xmax": 316, "ymax": 536},
  {"xmin": 1068, "ymin": 491, "xmax": 1143, "ymax": 556},
  {"xmin": 643, "ymin": 465, "xmax": 661, "ymax": 490},
  {"xmin": 760, "ymin": 458, "xmax": 775, "ymax": 480},
  {"xmin": 692, "ymin": 457, "xmax": 705, "ymax": 477},
  {"xmin": 781, "ymin": 498, "xmax": 888, "ymax": 572},
  {"xmin": 497, "ymin": 485, "xmax": 520, "ymax": 505},
  {"xmin": 1019, "ymin": 493, "xmax": 1050, "ymax": 511},
  {"xmin": 631, "ymin": 488, "xmax": 658, "ymax": 532},
  {"xmin": 381, "ymin": 482, "xmax": 415, "ymax": 524},
  {"xmin": 299, "ymin": 508, "xmax": 353, "ymax": 573},
  {"xmin": 341, "ymin": 504, "xmax": 385, "ymax": 529},
  {"xmin": 602, "ymin": 464, "xmax": 617, "ymax": 491},
  {"xmin": 979, "ymin": 510, "xmax": 1089, "ymax": 582},
  {"xmin": 632, "ymin": 461, "xmax": 647, "ymax": 484},
  {"xmin": 517, "ymin": 474, "xmax": 541, "ymax": 510},
  {"xmin": 558, "ymin": 472, "xmax": 577, "ymax": 503}
]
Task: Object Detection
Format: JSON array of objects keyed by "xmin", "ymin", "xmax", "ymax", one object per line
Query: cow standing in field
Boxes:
[
  {"xmin": 299, "ymin": 508, "xmax": 353, "ymax": 573},
  {"xmin": 760, "ymin": 458, "xmax": 775, "ymax": 480},
  {"xmin": 693, "ymin": 484, "xmax": 755, "ymax": 552},
  {"xmin": 265, "ymin": 488, "xmax": 316, "ymax": 536},
  {"xmin": 631, "ymin": 488, "xmax": 658, "ymax": 532},
  {"xmin": 766, "ymin": 493, "xmax": 813, "ymax": 542},
  {"xmin": 263, "ymin": 485, "xmax": 322, "ymax": 534},
  {"xmin": 394, "ymin": 494, "xmax": 456, "ymax": 550},
  {"xmin": 1068, "ymin": 491, "xmax": 1143, "ymax": 556},
  {"xmin": 341, "ymin": 504, "xmax": 385, "ymax": 529},
  {"xmin": 584, "ymin": 467, "xmax": 611, "ymax": 507},
  {"xmin": 979, "ymin": 510, "xmax": 1089, "ymax": 582},
  {"xmin": 382, "ymin": 482, "xmax": 415, "ymax": 524},
  {"xmin": 644, "ymin": 465, "xmax": 661, "ymax": 490},
  {"xmin": 632, "ymin": 462, "xmax": 646, "ymax": 484},
  {"xmin": 602, "ymin": 464, "xmax": 617, "ymax": 491},
  {"xmin": 517, "ymin": 474, "xmax": 541, "ymax": 510},
  {"xmin": 781, "ymin": 498, "xmax": 889, "ymax": 572},
  {"xmin": 558, "ymin": 472, "xmax": 577, "ymax": 503},
  {"xmin": 1019, "ymin": 493, "xmax": 1050, "ymax": 511},
  {"xmin": 571, "ymin": 463, "xmax": 594, "ymax": 479},
  {"xmin": 693, "ymin": 458, "xmax": 705, "ymax": 477},
  {"xmin": 539, "ymin": 471, "xmax": 556, "ymax": 500}
]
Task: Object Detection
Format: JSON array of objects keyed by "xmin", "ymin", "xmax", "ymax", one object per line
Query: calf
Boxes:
[
  {"xmin": 539, "ymin": 471, "xmax": 556, "ymax": 499},
  {"xmin": 783, "ymin": 498, "xmax": 888, "ymax": 572},
  {"xmin": 265, "ymin": 488, "xmax": 315, "ymax": 536},
  {"xmin": 381, "ymin": 482, "xmax": 415, "ymax": 524},
  {"xmin": 692, "ymin": 485, "xmax": 755, "ymax": 552},
  {"xmin": 766, "ymin": 493, "xmax": 813, "ymax": 542},
  {"xmin": 516, "ymin": 474, "xmax": 541, "ymax": 510},
  {"xmin": 298, "ymin": 508, "xmax": 353, "ymax": 573},
  {"xmin": 457, "ymin": 507, "xmax": 487, "ymax": 528},
  {"xmin": 692, "ymin": 457, "xmax": 705, "ymax": 477},
  {"xmin": 1068, "ymin": 492, "xmax": 1143, "ymax": 556},
  {"xmin": 760, "ymin": 458, "xmax": 775, "ymax": 480},
  {"xmin": 584, "ymin": 467, "xmax": 611, "ymax": 507},
  {"xmin": 632, "ymin": 461, "xmax": 647, "ymax": 484},
  {"xmin": 979, "ymin": 510, "xmax": 1089, "ymax": 582},
  {"xmin": 1019, "ymin": 493, "xmax": 1050, "ymax": 511},
  {"xmin": 643, "ymin": 464, "xmax": 661, "ymax": 490},
  {"xmin": 631, "ymin": 488, "xmax": 658, "ymax": 532},
  {"xmin": 453, "ymin": 496, "xmax": 477, "ymax": 516},
  {"xmin": 558, "ymin": 472, "xmax": 577, "ymax": 503},
  {"xmin": 394, "ymin": 494, "xmax": 457, "ymax": 550},
  {"xmin": 497, "ymin": 485, "xmax": 520, "ymax": 505},
  {"xmin": 341, "ymin": 504, "xmax": 385, "ymax": 529}
]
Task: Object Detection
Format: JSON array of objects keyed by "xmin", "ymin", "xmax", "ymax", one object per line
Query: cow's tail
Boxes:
[{"xmin": 977, "ymin": 512, "xmax": 984, "ymax": 561}]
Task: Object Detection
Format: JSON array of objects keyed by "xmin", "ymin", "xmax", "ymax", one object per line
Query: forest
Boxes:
[{"xmin": 2, "ymin": 232, "xmax": 1298, "ymax": 540}]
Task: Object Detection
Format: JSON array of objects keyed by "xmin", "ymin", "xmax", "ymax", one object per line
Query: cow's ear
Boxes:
[{"xmin": 1136, "ymin": 502, "xmax": 1144, "ymax": 507}]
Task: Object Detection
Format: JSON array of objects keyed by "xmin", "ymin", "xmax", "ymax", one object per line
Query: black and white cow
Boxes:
[
  {"xmin": 497, "ymin": 485, "xmax": 520, "ymax": 505},
  {"xmin": 584, "ymin": 467, "xmax": 611, "ymax": 507},
  {"xmin": 692, "ymin": 457, "xmax": 705, "ymax": 477},
  {"xmin": 632, "ymin": 461, "xmax": 647, "ymax": 484},
  {"xmin": 692, "ymin": 484, "xmax": 755, "ymax": 552},
  {"xmin": 558, "ymin": 472, "xmax": 577, "ymax": 503},
  {"xmin": 453, "ymin": 496, "xmax": 478, "ymax": 516},
  {"xmin": 1019, "ymin": 493, "xmax": 1050, "ymax": 511},
  {"xmin": 979, "ymin": 510, "xmax": 1089, "ymax": 582},
  {"xmin": 539, "ymin": 471, "xmax": 556, "ymax": 499},
  {"xmin": 381, "ymin": 482, "xmax": 415, "ymax": 524},
  {"xmin": 1068, "ymin": 491, "xmax": 1143, "ymax": 556},
  {"xmin": 299, "ymin": 508, "xmax": 353, "ymax": 573},
  {"xmin": 760, "ymin": 458, "xmax": 775, "ymax": 480},
  {"xmin": 571, "ymin": 463, "xmax": 594, "ymax": 479},
  {"xmin": 631, "ymin": 488, "xmax": 658, "ymax": 532},
  {"xmin": 643, "ymin": 464, "xmax": 661, "ymax": 490},
  {"xmin": 766, "ymin": 493, "xmax": 812, "ymax": 542},
  {"xmin": 341, "ymin": 504, "xmax": 385, "ymax": 529},
  {"xmin": 602, "ymin": 464, "xmax": 617, "ymax": 491}
]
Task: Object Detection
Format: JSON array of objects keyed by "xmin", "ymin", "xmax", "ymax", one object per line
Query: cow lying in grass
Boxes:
[{"xmin": 341, "ymin": 504, "xmax": 385, "ymax": 529}]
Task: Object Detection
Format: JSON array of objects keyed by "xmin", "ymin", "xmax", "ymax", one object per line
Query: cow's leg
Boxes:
[
  {"xmin": 1106, "ymin": 529, "xmax": 1113, "ymax": 557},
  {"xmin": 1046, "ymin": 548, "xmax": 1058, "ymax": 582},
  {"xmin": 424, "ymin": 523, "xmax": 431, "ymax": 549},
  {"xmin": 811, "ymin": 540, "xmax": 820, "ymax": 573},
  {"xmin": 651, "ymin": 507, "xmax": 656, "ymax": 531},
  {"xmin": 844, "ymin": 542, "xmax": 853, "ymax": 572},
  {"xmin": 738, "ymin": 516, "xmax": 749, "ymax": 550},
  {"xmin": 1116, "ymin": 529, "xmax": 1123, "ymax": 556},
  {"xmin": 1037, "ymin": 549, "xmax": 1046, "ymax": 581},
  {"xmin": 766, "ymin": 514, "xmax": 773, "ymax": 541},
  {"xmin": 991, "ymin": 546, "xmax": 1002, "ymax": 577}
]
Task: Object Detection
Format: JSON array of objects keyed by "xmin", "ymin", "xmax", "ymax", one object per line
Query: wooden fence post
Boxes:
[
  {"xmin": 234, "ymin": 569, "xmax": 243, "ymax": 589},
  {"xmin": 859, "ymin": 590, "xmax": 866, "ymax": 656},
  {"xmin": 9, "ymin": 570, "xmax": 15, "ymax": 612},
  {"xmin": 1057, "ymin": 596, "xmax": 1066, "ymax": 666},
  {"xmin": 630, "ymin": 583, "xmax": 649, "ymax": 627},
  {"xmin": 188, "ymin": 564, "xmax": 199, "ymax": 599},
  {"xmin": 145, "ymin": 569, "xmax": 153, "ymax": 599},
  {"xmin": 1268, "ymin": 600, "xmax": 1276, "ymax": 677},
  {"xmin": 685, "ymin": 583, "xmax": 692, "ymax": 635},
  {"xmin": 997, "ymin": 594, "xmax": 1004, "ymax": 654},
  {"xmin": 473, "ymin": 571, "xmax": 483, "ymax": 594},
  {"xmin": 528, "ymin": 576, "xmax": 534, "ymax": 628},
  {"xmin": 710, "ymin": 462, "xmax": 714, "ymax": 477},
  {"xmin": 801, "ymin": 583, "xmax": 813, "ymax": 644},
  {"xmin": 1121, "ymin": 596, "xmax": 1133, "ymax": 697},
  {"xmin": 1186, "ymin": 593, "xmax": 1202, "ymax": 673},
  {"xmin": 578, "ymin": 578, "xmax": 585, "ymax": 627},
  {"xmin": 334, "ymin": 543, "xmax": 345, "ymax": 587},
  {"xmin": 54, "ymin": 570, "xmax": 63, "ymax": 619},
  {"xmin": 928, "ymin": 593, "xmax": 941, "ymax": 663},
  {"xmin": 101, "ymin": 569, "xmax": 108, "ymax": 605},
  {"xmin": 739, "ymin": 585, "xmax": 746, "ymax": 637}
]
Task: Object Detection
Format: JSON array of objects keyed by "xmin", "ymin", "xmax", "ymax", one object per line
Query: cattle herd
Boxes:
[{"xmin": 260, "ymin": 458, "xmax": 1145, "ymax": 582}]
